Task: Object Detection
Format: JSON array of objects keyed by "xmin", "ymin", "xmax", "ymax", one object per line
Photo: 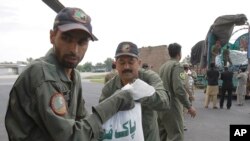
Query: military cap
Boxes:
[
  {"xmin": 115, "ymin": 41, "xmax": 139, "ymax": 58},
  {"xmin": 53, "ymin": 7, "xmax": 98, "ymax": 41}
]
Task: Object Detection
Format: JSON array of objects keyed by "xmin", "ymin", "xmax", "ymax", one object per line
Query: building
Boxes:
[
  {"xmin": 0, "ymin": 63, "xmax": 27, "ymax": 75},
  {"xmin": 139, "ymin": 45, "xmax": 170, "ymax": 73}
]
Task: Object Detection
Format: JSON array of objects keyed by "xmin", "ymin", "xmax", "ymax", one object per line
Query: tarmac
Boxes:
[{"xmin": 1, "ymin": 73, "xmax": 250, "ymax": 141}]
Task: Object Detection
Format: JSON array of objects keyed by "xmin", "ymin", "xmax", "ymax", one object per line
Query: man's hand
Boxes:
[
  {"xmin": 189, "ymin": 95, "xmax": 195, "ymax": 101},
  {"xmin": 187, "ymin": 106, "xmax": 196, "ymax": 118},
  {"xmin": 93, "ymin": 90, "xmax": 135, "ymax": 123}
]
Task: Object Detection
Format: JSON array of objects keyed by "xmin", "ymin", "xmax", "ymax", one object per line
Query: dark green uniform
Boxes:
[
  {"xmin": 158, "ymin": 59, "xmax": 192, "ymax": 141},
  {"xmin": 5, "ymin": 49, "xmax": 103, "ymax": 141},
  {"xmin": 99, "ymin": 69, "xmax": 170, "ymax": 141}
]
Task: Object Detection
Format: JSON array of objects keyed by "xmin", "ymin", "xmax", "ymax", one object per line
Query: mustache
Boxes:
[
  {"xmin": 122, "ymin": 69, "xmax": 133, "ymax": 74},
  {"xmin": 64, "ymin": 53, "xmax": 77, "ymax": 58}
]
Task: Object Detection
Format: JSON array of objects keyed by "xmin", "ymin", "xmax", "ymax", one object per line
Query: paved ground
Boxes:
[
  {"xmin": 1, "ymin": 73, "xmax": 250, "ymax": 141},
  {"xmin": 184, "ymin": 89, "xmax": 250, "ymax": 141}
]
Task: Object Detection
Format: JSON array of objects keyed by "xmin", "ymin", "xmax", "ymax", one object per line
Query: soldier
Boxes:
[
  {"xmin": 158, "ymin": 43, "xmax": 196, "ymax": 141},
  {"xmin": 104, "ymin": 62, "xmax": 117, "ymax": 83},
  {"xmin": 183, "ymin": 63, "xmax": 195, "ymax": 103},
  {"xmin": 99, "ymin": 41, "xmax": 170, "ymax": 141},
  {"xmin": 5, "ymin": 7, "xmax": 135, "ymax": 141},
  {"xmin": 182, "ymin": 63, "xmax": 194, "ymax": 131},
  {"xmin": 188, "ymin": 64, "xmax": 197, "ymax": 99},
  {"xmin": 142, "ymin": 63, "xmax": 150, "ymax": 70}
]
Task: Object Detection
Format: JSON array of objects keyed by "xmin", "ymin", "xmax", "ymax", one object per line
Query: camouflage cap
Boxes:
[
  {"xmin": 182, "ymin": 62, "xmax": 189, "ymax": 67},
  {"xmin": 53, "ymin": 7, "xmax": 98, "ymax": 41},
  {"xmin": 115, "ymin": 42, "xmax": 139, "ymax": 58}
]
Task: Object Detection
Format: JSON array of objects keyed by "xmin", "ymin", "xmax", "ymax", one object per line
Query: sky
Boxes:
[{"xmin": 0, "ymin": 0, "xmax": 250, "ymax": 65}]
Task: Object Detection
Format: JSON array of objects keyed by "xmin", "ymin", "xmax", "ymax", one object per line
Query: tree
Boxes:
[
  {"xmin": 26, "ymin": 57, "xmax": 34, "ymax": 64},
  {"xmin": 104, "ymin": 58, "xmax": 114, "ymax": 71},
  {"xmin": 93, "ymin": 62, "xmax": 106, "ymax": 72},
  {"xmin": 81, "ymin": 62, "xmax": 93, "ymax": 72}
]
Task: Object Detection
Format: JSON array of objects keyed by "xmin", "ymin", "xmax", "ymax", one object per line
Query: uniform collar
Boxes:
[
  {"xmin": 170, "ymin": 58, "xmax": 179, "ymax": 62},
  {"xmin": 113, "ymin": 76, "xmax": 123, "ymax": 89}
]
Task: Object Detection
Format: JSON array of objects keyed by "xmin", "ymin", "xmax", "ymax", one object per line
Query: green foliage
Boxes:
[
  {"xmin": 26, "ymin": 57, "xmax": 34, "ymax": 64},
  {"xmin": 76, "ymin": 57, "xmax": 114, "ymax": 72},
  {"xmin": 84, "ymin": 74, "xmax": 106, "ymax": 79},
  {"xmin": 76, "ymin": 65, "xmax": 84, "ymax": 72},
  {"xmin": 104, "ymin": 58, "xmax": 114, "ymax": 71},
  {"xmin": 76, "ymin": 62, "xmax": 93, "ymax": 72},
  {"xmin": 83, "ymin": 62, "xmax": 93, "ymax": 72}
]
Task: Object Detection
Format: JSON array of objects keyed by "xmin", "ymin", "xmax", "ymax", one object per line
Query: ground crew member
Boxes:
[
  {"xmin": 99, "ymin": 41, "xmax": 170, "ymax": 141},
  {"xmin": 5, "ymin": 7, "xmax": 135, "ymax": 141},
  {"xmin": 183, "ymin": 63, "xmax": 195, "ymax": 102},
  {"xmin": 158, "ymin": 43, "xmax": 196, "ymax": 141},
  {"xmin": 104, "ymin": 62, "xmax": 117, "ymax": 83}
]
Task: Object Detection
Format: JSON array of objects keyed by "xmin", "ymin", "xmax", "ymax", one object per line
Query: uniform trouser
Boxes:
[
  {"xmin": 237, "ymin": 94, "xmax": 245, "ymax": 105},
  {"xmin": 220, "ymin": 88, "xmax": 232, "ymax": 108},
  {"xmin": 158, "ymin": 117, "xmax": 168, "ymax": 141},
  {"xmin": 158, "ymin": 106, "xmax": 184, "ymax": 141}
]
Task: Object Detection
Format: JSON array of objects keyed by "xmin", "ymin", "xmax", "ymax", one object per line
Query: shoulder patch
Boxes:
[
  {"xmin": 50, "ymin": 93, "xmax": 67, "ymax": 116},
  {"xmin": 179, "ymin": 72, "xmax": 186, "ymax": 80}
]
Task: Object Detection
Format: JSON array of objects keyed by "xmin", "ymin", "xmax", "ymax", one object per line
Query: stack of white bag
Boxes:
[
  {"xmin": 215, "ymin": 50, "xmax": 247, "ymax": 68},
  {"xmin": 229, "ymin": 50, "xmax": 247, "ymax": 65},
  {"xmin": 101, "ymin": 79, "xmax": 156, "ymax": 141}
]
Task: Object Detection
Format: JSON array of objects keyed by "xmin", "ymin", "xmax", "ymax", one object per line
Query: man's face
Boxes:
[
  {"xmin": 115, "ymin": 55, "xmax": 141, "ymax": 85},
  {"xmin": 215, "ymin": 41, "xmax": 221, "ymax": 48},
  {"xmin": 50, "ymin": 29, "xmax": 90, "ymax": 68},
  {"xmin": 184, "ymin": 66, "xmax": 189, "ymax": 71}
]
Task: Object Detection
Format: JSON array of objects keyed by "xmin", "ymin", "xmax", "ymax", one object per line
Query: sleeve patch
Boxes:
[
  {"xmin": 179, "ymin": 72, "xmax": 186, "ymax": 80},
  {"xmin": 50, "ymin": 93, "xmax": 67, "ymax": 116}
]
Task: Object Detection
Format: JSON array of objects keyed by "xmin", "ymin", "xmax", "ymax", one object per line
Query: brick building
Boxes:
[{"xmin": 139, "ymin": 45, "xmax": 170, "ymax": 73}]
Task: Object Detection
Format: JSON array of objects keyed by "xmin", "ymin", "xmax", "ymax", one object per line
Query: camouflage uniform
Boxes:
[
  {"xmin": 236, "ymin": 71, "xmax": 248, "ymax": 105},
  {"xmin": 104, "ymin": 69, "xmax": 118, "ymax": 83},
  {"xmin": 100, "ymin": 69, "xmax": 170, "ymax": 141},
  {"xmin": 158, "ymin": 59, "xmax": 192, "ymax": 141},
  {"xmin": 183, "ymin": 71, "xmax": 193, "ymax": 102}
]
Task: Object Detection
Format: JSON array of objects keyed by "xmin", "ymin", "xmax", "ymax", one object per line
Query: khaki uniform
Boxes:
[
  {"xmin": 100, "ymin": 69, "xmax": 170, "ymax": 141},
  {"xmin": 5, "ymin": 49, "xmax": 103, "ymax": 141},
  {"xmin": 236, "ymin": 72, "xmax": 248, "ymax": 105},
  {"xmin": 158, "ymin": 59, "xmax": 192, "ymax": 141}
]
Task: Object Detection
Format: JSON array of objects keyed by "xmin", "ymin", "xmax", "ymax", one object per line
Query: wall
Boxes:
[{"xmin": 139, "ymin": 45, "xmax": 170, "ymax": 73}]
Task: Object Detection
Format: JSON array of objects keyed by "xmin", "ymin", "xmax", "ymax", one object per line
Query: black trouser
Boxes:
[{"xmin": 220, "ymin": 87, "xmax": 232, "ymax": 109}]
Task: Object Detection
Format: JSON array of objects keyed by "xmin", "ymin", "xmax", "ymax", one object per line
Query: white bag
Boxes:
[
  {"xmin": 101, "ymin": 79, "xmax": 155, "ymax": 141},
  {"xmin": 101, "ymin": 103, "xmax": 143, "ymax": 141}
]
